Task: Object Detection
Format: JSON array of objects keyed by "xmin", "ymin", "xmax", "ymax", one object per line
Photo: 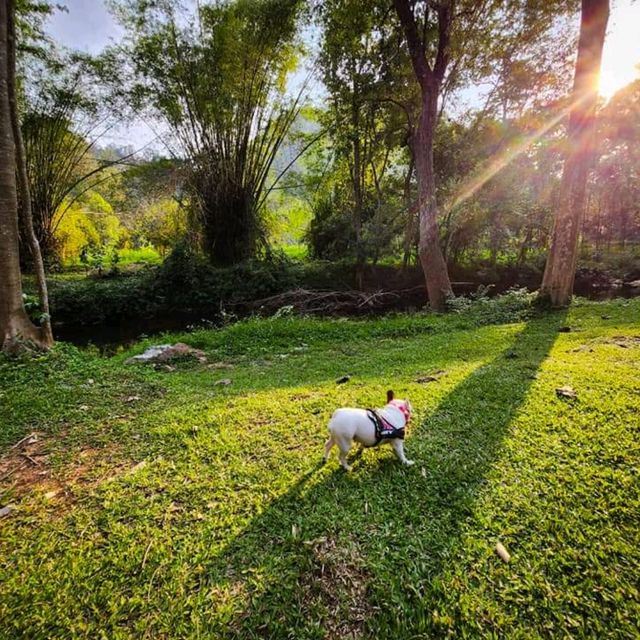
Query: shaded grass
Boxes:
[{"xmin": 0, "ymin": 298, "xmax": 639, "ymax": 638}]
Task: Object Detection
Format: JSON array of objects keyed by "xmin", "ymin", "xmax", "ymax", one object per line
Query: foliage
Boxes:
[
  {"xmin": 132, "ymin": 198, "xmax": 187, "ymax": 256},
  {"xmin": 314, "ymin": 0, "xmax": 411, "ymax": 266},
  {"xmin": 115, "ymin": 246, "xmax": 162, "ymax": 267},
  {"xmin": 446, "ymin": 286, "xmax": 536, "ymax": 324},
  {"xmin": 306, "ymin": 194, "xmax": 355, "ymax": 259},
  {"xmin": 1, "ymin": 300, "xmax": 639, "ymax": 636},
  {"xmin": 20, "ymin": 54, "xmax": 124, "ymax": 266},
  {"xmin": 587, "ymin": 79, "xmax": 640, "ymax": 251},
  {"xmin": 44, "ymin": 245, "xmax": 302, "ymax": 326},
  {"xmin": 20, "ymin": 292, "xmax": 49, "ymax": 326},
  {"xmin": 114, "ymin": 0, "xmax": 305, "ymax": 265},
  {"xmin": 266, "ymin": 190, "xmax": 312, "ymax": 247},
  {"xmin": 53, "ymin": 191, "xmax": 127, "ymax": 270},
  {"xmin": 54, "ymin": 204, "xmax": 101, "ymax": 263}
]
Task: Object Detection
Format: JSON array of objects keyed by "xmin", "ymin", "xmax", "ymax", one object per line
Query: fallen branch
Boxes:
[
  {"xmin": 9, "ymin": 432, "xmax": 38, "ymax": 451},
  {"xmin": 19, "ymin": 453, "xmax": 40, "ymax": 466},
  {"xmin": 0, "ymin": 461, "xmax": 27, "ymax": 483},
  {"xmin": 232, "ymin": 286, "xmax": 427, "ymax": 316}
]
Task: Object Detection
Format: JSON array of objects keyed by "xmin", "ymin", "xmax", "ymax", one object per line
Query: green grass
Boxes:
[
  {"xmin": 62, "ymin": 246, "xmax": 163, "ymax": 270},
  {"xmin": 279, "ymin": 244, "xmax": 309, "ymax": 260},
  {"xmin": 1, "ymin": 299, "xmax": 639, "ymax": 638},
  {"xmin": 116, "ymin": 247, "xmax": 163, "ymax": 266}
]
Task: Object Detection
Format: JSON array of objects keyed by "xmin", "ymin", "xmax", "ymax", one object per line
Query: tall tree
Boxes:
[
  {"xmin": 115, "ymin": 0, "xmax": 304, "ymax": 266},
  {"xmin": 0, "ymin": 0, "xmax": 51, "ymax": 350},
  {"xmin": 587, "ymin": 79, "xmax": 640, "ymax": 251},
  {"xmin": 540, "ymin": 0, "xmax": 609, "ymax": 306},
  {"xmin": 9, "ymin": 0, "xmax": 52, "ymax": 342},
  {"xmin": 392, "ymin": 0, "xmax": 578, "ymax": 309},
  {"xmin": 20, "ymin": 83, "xmax": 120, "ymax": 266},
  {"xmin": 393, "ymin": 0, "xmax": 455, "ymax": 310},
  {"xmin": 318, "ymin": 0, "xmax": 408, "ymax": 284}
]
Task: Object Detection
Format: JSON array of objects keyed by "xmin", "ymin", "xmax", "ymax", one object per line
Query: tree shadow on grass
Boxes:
[
  {"xmin": 186, "ymin": 312, "xmax": 567, "ymax": 639},
  {"xmin": 167, "ymin": 313, "xmax": 566, "ymax": 638}
]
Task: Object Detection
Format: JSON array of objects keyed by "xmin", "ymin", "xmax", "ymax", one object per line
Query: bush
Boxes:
[
  {"xmin": 306, "ymin": 196, "xmax": 355, "ymax": 260},
  {"xmin": 46, "ymin": 245, "xmax": 303, "ymax": 327},
  {"xmin": 446, "ymin": 286, "xmax": 536, "ymax": 325}
]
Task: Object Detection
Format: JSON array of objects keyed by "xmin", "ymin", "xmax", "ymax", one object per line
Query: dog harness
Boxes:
[{"xmin": 366, "ymin": 404, "xmax": 408, "ymax": 446}]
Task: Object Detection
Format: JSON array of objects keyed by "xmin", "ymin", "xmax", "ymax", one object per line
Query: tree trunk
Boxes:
[
  {"xmin": 351, "ymin": 84, "xmax": 364, "ymax": 290},
  {"xmin": 401, "ymin": 155, "xmax": 415, "ymax": 269},
  {"xmin": 393, "ymin": 0, "xmax": 453, "ymax": 311},
  {"xmin": 0, "ymin": 0, "xmax": 47, "ymax": 350},
  {"xmin": 413, "ymin": 88, "xmax": 452, "ymax": 311},
  {"xmin": 7, "ymin": 0, "xmax": 52, "ymax": 345},
  {"xmin": 540, "ymin": 0, "xmax": 609, "ymax": 306},
  {"xmin": 516, "ymin": 226, "xmax": 534, "ymax": 266}
]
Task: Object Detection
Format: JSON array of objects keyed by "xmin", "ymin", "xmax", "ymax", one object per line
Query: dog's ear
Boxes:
[{"xmin": 387, "ymin": 389, "xmax": 394, "ymax": 403}]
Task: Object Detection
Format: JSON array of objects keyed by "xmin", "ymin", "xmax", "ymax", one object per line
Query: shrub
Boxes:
[
  {"xmin": 47, "ymin": 246, "xmax": 303, "ymax": 327},
  {"xmin": 447, "ymin": 286, "xmax": 536, "ymax": 325}
]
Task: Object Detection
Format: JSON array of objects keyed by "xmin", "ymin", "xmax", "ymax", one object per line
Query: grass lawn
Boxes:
[
  {"xmin": 1, "ymin": 298, "xmax": 639, "ymax": 638},
  {"xmin": 62, "ymin": 247, "xmax": 163, "ymax": 270}
]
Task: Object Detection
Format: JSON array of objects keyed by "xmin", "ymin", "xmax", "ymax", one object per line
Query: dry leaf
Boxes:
[
  {"xmin": 128, "ymin": 460, "xmax": 148, "ymax": 475},
  {"xmin": 496, "ymin": 542, "xmax": 511, "ymax": 563},
  {"xmin": 0, "ymin": 505, "xmax": 15, "ymax": 518},
  {"xmin": 416, "ymin": 370, "xmax": 446, "ymax": 383},
  {"xmin": 556, "ymin": 385, "xmax": 577, "ymax": 399}
]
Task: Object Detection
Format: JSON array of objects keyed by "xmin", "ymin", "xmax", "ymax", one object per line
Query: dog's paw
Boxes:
[
  {"xmin": 341, "ymin": 464, "xmax": 353, "ymax": 472},
  {"xmin": 403, "ymin": 459, "xmax": 415, "ymax": 466}
]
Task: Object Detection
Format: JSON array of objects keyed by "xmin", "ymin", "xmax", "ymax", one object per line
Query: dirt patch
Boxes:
[
  {"xmin": 0, "ymin": 433, "xmax": 55, "ymax": 497},
  {"xmin": 607, "ymin": 335, "xmax": 640, "ymax": 348},
  {"xmin": 299, "ymin": 537, "xmax": 369, "ymax": 640},
  {"xmin": 0, "ymin": 431, "xmax": 141, "ymax": 509},
  {"xmin": 572, "ymin": 335, "xmax": 640, "ymax": 353}
]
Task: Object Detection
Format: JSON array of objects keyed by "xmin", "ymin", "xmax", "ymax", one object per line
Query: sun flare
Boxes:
[
  {"xmin": 599, "ymin": 67, "xmax": 638, "ymax": 100},
  {"xmin": 598, "ymin": 1, "xmax": 640, "ymax": 100}
]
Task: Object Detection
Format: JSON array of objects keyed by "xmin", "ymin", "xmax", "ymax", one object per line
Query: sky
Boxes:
[
  {"xmin": 47, "ymin": 0, "xmax": 122, "ymax": 56},
  {"xmin": 45, "ymin": 0, "xmax": 640, "ymax": 147}
]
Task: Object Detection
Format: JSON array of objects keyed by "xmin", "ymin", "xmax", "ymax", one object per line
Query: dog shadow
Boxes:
[{"xmin": 187, "ymin": 313, "xmax": 567, "ymax": 638}]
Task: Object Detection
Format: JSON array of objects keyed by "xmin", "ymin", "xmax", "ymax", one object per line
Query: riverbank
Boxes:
[{"xmin": 27, "ymin": 254, "xmax": 640, "ymax": 349}]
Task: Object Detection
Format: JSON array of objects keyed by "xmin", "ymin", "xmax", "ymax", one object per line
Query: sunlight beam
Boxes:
[{"xmin": 446, "ymin": 100, "xmax": 577, "ymax": 215}]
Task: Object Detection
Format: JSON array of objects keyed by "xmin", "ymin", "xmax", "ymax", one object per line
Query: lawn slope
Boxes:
[{"xmin": 1, "ymin": 298, "xmax": 639, "ymax": 639}]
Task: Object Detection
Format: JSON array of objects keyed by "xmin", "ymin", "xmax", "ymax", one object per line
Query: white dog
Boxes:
[{"xmin": 323, "ymin": 390, "xmax": 414, "ymax": 470}]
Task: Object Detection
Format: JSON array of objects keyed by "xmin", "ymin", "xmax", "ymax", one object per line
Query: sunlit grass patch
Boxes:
[{"xmin": 1, "ymin": 298, "xmax": 639, "ymax": 638}]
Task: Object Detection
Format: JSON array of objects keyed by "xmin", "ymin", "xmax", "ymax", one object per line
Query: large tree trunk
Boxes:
[
  {"xmin": 0, "ymin": 0, "xmax": 47, "ymax": 350},
  {"xmin": 540, "ymin": 0, "xmax": 609, "ymax": 306},
  {"xmin": 413, "ymin": 87, "xmax": 452, "ymax": 310},
  {"xmin": 7, "ymin": 0, "xmax": 52, "ymax": 345},
  {"xmin": 394, "ymin": 0, "xmax": 453, "ymax": 311}
]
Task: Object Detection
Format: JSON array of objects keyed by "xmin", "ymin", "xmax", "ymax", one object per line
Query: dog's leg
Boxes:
[
  {"xmin": 323, "ymin": 435, "xmax": 335, "ymax": 463},
  {"xmin": 337, "ymin": 437, "xmax": 353, "ymax": 471},
  {"xmin": 391, "ymin": 439, "xmax": 414, "ymax": 466}
]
